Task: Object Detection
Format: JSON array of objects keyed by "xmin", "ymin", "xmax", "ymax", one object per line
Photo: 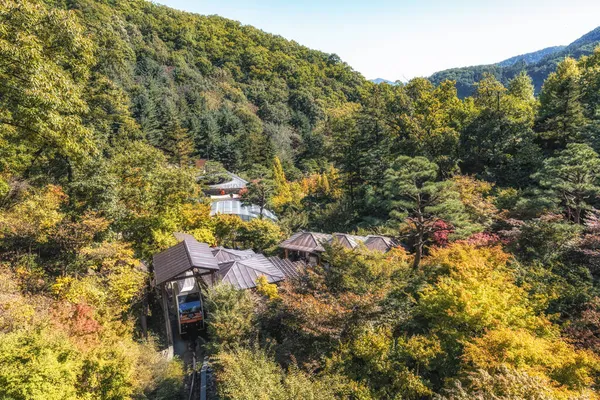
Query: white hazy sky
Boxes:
[{"xmin": 155, "ymin": 0, "xmax": 600, "ymax": 80}]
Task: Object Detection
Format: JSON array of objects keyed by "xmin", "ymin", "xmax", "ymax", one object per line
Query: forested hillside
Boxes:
[
  {"xmin": 430, "ymin": 26, "xmax": 600, "ymax": 97},
  {"xmin": 2, "ymin": 0, "xmax": 600, "ymax": 399}
]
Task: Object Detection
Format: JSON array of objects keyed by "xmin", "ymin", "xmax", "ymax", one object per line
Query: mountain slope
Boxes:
[
  {"xmin": 45, "ymin": 0, "xmax": 366, "ymax": 172},
  {"xmin": 430, "ymin": 26, "xmax": 600, "ymax": 98}
]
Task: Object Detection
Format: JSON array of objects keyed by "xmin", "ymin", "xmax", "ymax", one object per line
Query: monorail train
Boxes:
[{"xmin": 173, "ymin": 271, "xmax": 205, "ymax": 335}]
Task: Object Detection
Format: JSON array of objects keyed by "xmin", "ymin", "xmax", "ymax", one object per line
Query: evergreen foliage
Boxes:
[{"xmin": 3, "ymin": 0, "xmax": 600, "ymax": 398}]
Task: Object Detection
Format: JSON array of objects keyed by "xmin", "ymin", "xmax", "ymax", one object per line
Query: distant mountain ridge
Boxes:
[
  {"xmin": 430, "ymin": 26, "xmax": 600, "ymax": 98},
  {"xmin": 370, "ymin": 78, "xmax": 401, "ymax": 85},
  {"xmin": 497, "ymin": 45, "xmax": 566, "ymax": 67}
]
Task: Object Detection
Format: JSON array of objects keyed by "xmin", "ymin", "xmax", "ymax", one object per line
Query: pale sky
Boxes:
[{"xmin": 155, "ymin": 0, "xmax": 600, "ymax": 81}]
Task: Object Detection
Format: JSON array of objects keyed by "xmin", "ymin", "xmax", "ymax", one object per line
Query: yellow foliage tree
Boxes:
[
  {"xmin": 463, "ymin": 327, "xmax": 600, "ymax": 396},
  {"xmin": 271, "ymin": 157, "xmax": 293, "ymax": 213},
  {"xmin": 0, "ymin": 185, "xmax": 67, "ymax": 246},
  {"xmin": 256, "ymin": 275, "xmax": 279, "ymax": 300}
]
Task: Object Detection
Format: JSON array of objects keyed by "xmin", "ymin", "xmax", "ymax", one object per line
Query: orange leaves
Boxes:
[
  {"xmin": 279, "ymin": 282, "xmax": 353, "ymax": 339},
  {"xmin": 52, "ymin": 302, "xmax": 102, "ymax": 348}
]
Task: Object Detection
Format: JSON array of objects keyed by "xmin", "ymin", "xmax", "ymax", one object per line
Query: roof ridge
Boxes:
[{"xmin": 181, "ymin": 239, "xmax": 196, "ymax": 268}]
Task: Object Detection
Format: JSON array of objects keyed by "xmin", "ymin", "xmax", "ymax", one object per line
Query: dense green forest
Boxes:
[
  {"xmin": 2, "ymin": 0, "xmax": 600, "ymax": 399},
  {"xmin": 430, "ymin": 26, "xmax": 600, "ymax": 98}
]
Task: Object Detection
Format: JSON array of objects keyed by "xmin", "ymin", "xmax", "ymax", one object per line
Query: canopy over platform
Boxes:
[
  {"xmin": 215, "ymin": 254, "xmax": 283, "ymax": 290},
  {"xmin": 201, "ymin": 252, "xmax": 303, "ymax": 291},
  {"xmin": 211, "ymin": 199, "xmax": 277, "ymax": 221},
  {"xmin": 153, "ymin": 238, "xmax": 219, "ymax": 286}
]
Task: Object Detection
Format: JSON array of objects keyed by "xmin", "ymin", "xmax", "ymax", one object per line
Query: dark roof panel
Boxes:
[
  {"xmin": 279, "ymin": 231, "xmax": 332, "ymax": 253},
  {"xmin": 185, "ymin": 240, "xmax": 220, "ymax": 270},
  {"xmin": 217, "ymin": 254, "xmax": 284, "ymax": 290},
  {"xmin": 153, "ymin": 238, "xmax": 219, "ymax": 285},
  {"xmin": 364, "ymin": 235, "xmax": 397, "ymax": 252},
  {"xmin": 212, "ymin": 247, "xmax": 256, "ymax": 264},
  {"xmin": 268, "ymin": 256, "xmax": 302, "ymax": 279}
]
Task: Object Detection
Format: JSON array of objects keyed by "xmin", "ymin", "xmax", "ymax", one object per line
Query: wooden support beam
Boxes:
[{"xmin": 161, "ymin": 283, "xmax": 174, "ymax": 360}]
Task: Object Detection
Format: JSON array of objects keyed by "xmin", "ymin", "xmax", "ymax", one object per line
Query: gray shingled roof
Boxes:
[
  {"xmin": 280, "ymin": 231, "xmax": 398, "ymax": 254},
  {"xmin": 153, "ymin": 239, "xmax": 219, "ymax": 285},
  {"xmin": 331, "ymin": 233, "xmax": 368, "ymax": 249},
  {"xmin": 364, "ymin": 235, "xmax": 397, "ymax": 252},
  {"xmin": 211, "ymin": 247, "xmax": 256, "ymax": 264},
  {"xmin": 268, "ymin": 256, "xmax": 303, "ymax": 279},
  {"xmin": 279, "ymin": 231, "xmax": 333, "ymax": 253},
  {"xmin": 217, "ymin": 254, "xmax": 285, "ymax": 290},
  {"xmin": 200, "ymin": 253, "xmax": 301, "ymax": 290}
]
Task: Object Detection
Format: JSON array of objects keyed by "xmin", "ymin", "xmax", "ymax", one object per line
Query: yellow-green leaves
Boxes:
[{"xmin": 0, "ymin": 0, "xmax": 96, "ymax": 172}]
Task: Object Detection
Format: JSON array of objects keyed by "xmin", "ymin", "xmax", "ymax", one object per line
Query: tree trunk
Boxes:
[
  {"xmin": 412, "ymin": 224, "xmax": 425, "ymax": 269},
  {"xmin": 412, "ymin": 242, "xmax": 423, "ymax": 269}
]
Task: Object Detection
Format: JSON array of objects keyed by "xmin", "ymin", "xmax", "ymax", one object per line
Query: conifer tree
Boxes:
[
  {"xmin": 384, "ymin": 156, "xmax": 473, "ymax": 268},
  {"xmin": 161, "ymin": 117, "xmax": 194, "ymax": 167},
  {"xmin": 271, "ymin": 156, "xmax": 292, "ymax": 211},
  {"xmin": 534, "ymin": 143, "xmax": 600, "ymax": 223},
  {"xmin": 537, "ymin": 58, "xmax": 587, "ymax": 150}
]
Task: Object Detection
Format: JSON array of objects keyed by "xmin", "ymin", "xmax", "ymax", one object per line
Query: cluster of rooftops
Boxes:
[
  {"xmin": 280, "ymin": 231, "xmax": 397, "ymax": 254},
  {"xmin": 153, "ymin": 232, "xmax": 302, "ymax": 290},
  {"xmin": 153, "ymin": 231, "xmax": 397, "ymax": 291}
]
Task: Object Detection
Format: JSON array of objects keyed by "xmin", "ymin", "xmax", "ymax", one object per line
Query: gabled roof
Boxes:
[
  {"xmin": 153, "ymin": 238, "xmax": 219, "ymax": 285},
  {"xmin": 217, "ymin": 254, "xmax": 285, "ymax": 290},
  {"xmin": 211, "ymin": 247, "xmax": 256, "ymax": 264},
  {"xmin": 364, "ymin": 235, "xmax": 397, "ymax": 252},
  {"xmin": 280, "ymin": 231, "xmax": 398, "ymax": 254},
  {"xmin": 330, "ymin": 233, "xmax": 368, "ymax": 249},
  {"xmin": 279, "ymin": 231, "xmax": 332, "ymax": 253}
]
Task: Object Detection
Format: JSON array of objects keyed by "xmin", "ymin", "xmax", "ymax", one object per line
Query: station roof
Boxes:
[
  {"xmin": 331, "ymin": 233, "xmax": 368, "ymax": 249},
  {"xmin": 268, "ymin": 257, "xmax": 303, "ymax": 279},
  {"xmin": 216, "ymin": 254, "xmax": 285, "ymax": 290},
  {"xmin": 200, "ymin": 252, "xmax": 304, "ymax": 290},
  {"xmin": 153, "ymin": 238, "xmax": 219, "ymax": 285}
]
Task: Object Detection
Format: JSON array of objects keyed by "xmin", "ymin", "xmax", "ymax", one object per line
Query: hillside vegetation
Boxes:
[{"xmin": 2, "ymin": 0, "xmax": 600, "ymax": 399}]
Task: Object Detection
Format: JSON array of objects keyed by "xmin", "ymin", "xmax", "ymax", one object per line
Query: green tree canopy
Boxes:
[
  {"xmin": 533, "ymin": 143, "xmax": 600, "ymax": 223},
  {"xmin": 384, "ymin": 156, "xmax": 473, "ymax": 268}
]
